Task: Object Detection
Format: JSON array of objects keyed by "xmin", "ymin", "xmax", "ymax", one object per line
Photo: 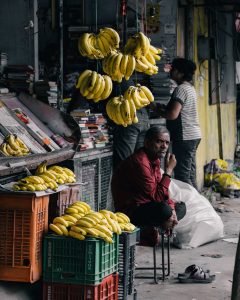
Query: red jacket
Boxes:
[{"xmin": 111, "ymin": 148, "xmax": 175, "ymax": 217}]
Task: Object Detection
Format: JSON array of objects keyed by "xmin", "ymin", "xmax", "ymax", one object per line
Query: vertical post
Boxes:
[
  {"xmin": 33, "ymin": 0, "xmax": 39, "ymax": 81},
  {"xmin": 58, "ymin": 0, "xmax": 64, "ymax": 111},
  {"xmin": 213, "ymin": 11, "xmax": 223, "ymax": 159},
  {"xmin": 231, "ymin": 231, "xmax": 240, "ymax": 300},
  {"xmin": 121, "ymin": 0, "xmax": 127, "ymax": 45}
]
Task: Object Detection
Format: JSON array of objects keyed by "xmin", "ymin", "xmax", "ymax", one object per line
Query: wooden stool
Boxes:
[{"xmin": 135, "ymin": 227, "xmax": 171, "ymax": 284}]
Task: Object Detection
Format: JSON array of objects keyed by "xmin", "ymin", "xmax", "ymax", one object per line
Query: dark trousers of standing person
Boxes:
[
  {"xmin": 172, "ymin": 139, "xmax": 201, "ymax": 189},
  {"xmin": 112, "ymin": 108, "xmax": 150, "ymax": 169}
]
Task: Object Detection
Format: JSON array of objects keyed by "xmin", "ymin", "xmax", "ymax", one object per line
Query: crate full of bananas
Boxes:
[{"xmin": 48, "ymin": 202, "xmax": 136, "ymax": 244}]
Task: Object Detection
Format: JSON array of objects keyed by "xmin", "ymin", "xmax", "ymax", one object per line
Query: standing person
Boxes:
[
  {"xmin": 111, "ymin": 126, "xmax": 186, "ymax": 233},
  {"xmin": 151, "ymin": 58, "xmax": 201, "ymax": 189}
]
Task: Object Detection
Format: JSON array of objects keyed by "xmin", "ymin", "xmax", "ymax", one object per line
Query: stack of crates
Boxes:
[
  {"xmin": 0, "ymin": 193, "xmax": 49, "ymax": 283},
  {"xmin": 42, "ymin": 234, "xmax": 119, "ymax": 300},
  {"xmin": 118, "ymin": 229, "xmax": 140, "ymax": 300}
]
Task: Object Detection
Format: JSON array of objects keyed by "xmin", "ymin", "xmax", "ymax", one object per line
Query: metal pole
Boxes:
[{"xmin": 213, "ymin": 11, "xmax": 224, "ymax": 159}]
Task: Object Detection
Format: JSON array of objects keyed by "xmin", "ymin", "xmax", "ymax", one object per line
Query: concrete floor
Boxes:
[
  {"xmin": 135, "ymin": 196, "xmax": 240, "ymax": 300},
  {"xmin": 0, "ymin": 195, "xmax": 239, "ymax": 300}
]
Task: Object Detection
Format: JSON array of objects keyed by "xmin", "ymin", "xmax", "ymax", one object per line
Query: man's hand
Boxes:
[
  {"xmin": 163, "ymin": 209, "xmax": 178, "ymax": 230},
  {"xmin": 165, "ymin": 153, "xmax": 177, "ymax": 176}
]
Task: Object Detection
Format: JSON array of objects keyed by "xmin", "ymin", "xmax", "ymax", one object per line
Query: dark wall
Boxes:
[{"xmin": 0, "ymin": 0, "xmax": 34, "ymax": 65}]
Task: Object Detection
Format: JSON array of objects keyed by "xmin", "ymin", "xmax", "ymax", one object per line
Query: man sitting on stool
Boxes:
[{"xmin": 111, "ymin": 126, "xmax": 186, "ymax": 246}]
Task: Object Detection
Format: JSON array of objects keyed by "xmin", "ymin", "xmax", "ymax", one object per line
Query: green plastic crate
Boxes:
[{"xmin": 43, "ymin": 234, "xmax": 119, "ymax": 285}]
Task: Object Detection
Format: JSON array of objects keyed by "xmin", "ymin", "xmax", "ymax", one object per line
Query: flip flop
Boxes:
[{"xmin": 178, "ymin": 264, "xmax": 216, "ymax": 283}]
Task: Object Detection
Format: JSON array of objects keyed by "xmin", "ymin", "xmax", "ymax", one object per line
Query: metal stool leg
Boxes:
[{"xmin": 135, "ymin": 229, "xmax": 171, "ymax": 283}]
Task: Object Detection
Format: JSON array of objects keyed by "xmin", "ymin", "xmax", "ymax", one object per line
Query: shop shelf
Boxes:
[
  {"xmin": 118, "ymin": 229, "xmax": 140, "ymax": 300},
  {"xmin": 43, "ymin": 273, "xmax": 118, "ymax": 300},
  {"xmin": 48, "ymin": 186, "xmax": 80, "ymax": 222},
  {"xmin": 0, "ymin": 193, "xmax": 49, "ymax": 283},
  {"xmin": 43, "ymin": 234, "xmax": 119, "ymax": 285}
]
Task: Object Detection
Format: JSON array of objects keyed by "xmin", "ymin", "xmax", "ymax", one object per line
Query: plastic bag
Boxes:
[{"xmin": 169, "ymin": 179, "xmax": 224, "ymax": 248}]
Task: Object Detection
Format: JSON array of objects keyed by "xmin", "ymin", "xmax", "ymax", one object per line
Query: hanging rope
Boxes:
[
  {"xmin": 95, "ymin": 0, "xmax": 99, "ymax": 72},
  {"xmin": 134, "ymin": 0, "xmax": 140, "ymax": 84}
]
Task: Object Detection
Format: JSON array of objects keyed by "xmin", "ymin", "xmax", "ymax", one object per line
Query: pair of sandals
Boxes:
[{"xmin": 178, "ymin": 264, "xmax": 216, "ymax": 283}]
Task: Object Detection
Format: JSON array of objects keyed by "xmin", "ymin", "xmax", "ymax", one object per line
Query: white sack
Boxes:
[{"xmin": 169, "ymin": 179, "xmax": 224, "ymax": 248}]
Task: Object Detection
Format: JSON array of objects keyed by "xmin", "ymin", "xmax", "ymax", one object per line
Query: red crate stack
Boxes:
[{"xmin": 43, "ymin": 273, "xmax": 118, "ymax": 300}]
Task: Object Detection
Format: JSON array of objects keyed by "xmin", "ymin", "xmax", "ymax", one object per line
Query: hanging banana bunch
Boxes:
[
  {"xmin": 78, "ymin": 27, "xmax": 120, "ymax": 59},
  {"xmin": 106, "ymin": 84, "xmax": 154, "ymax": 127},
  {"xmin": 124, "ymin": 84, "xmax": 154, "ymax": 110},
  {"xmin": 106, "ymin": 96, "xmax": 137, "ymax": 127},
  {"xmin": 102, "ymin": 51, "xmax": 136, "ymax": 82},
  {"xmin": 76, "ymin": 70, "xmax": 113, "ymax": 102},
  {"xmin": 124, "ymin": 31, "xmax": 163, "ymax": 75}
]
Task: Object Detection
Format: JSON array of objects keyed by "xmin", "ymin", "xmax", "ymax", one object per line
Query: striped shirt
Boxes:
[{"xmin": 166, "ymin": 82, "xmax": 201, "ymax": 141}]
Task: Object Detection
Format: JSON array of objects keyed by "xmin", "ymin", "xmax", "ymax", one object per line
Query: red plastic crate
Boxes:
[
  {"xmin": 0, "ymin": 192, "xmax": 49, "ymax": 283},
  {"xmin": 43, "ymin": 273, "xmax": 119, "ymax": 300}
]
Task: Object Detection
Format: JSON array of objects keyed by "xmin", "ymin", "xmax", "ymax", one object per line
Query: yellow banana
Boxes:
[
  {"xmin": 34, "ymin": 183, "xmax": 47, "ymax": 191},
  {"xmin": 115, "ymin": 212, "xmax": 130, "ymax": 223},
  {"xmin": 65, "ymin": 207, "xmax": 79, "ymax": 214},
  {"xmin": 138, "ymin": 32, "xmax": 150, "ymax": 56},
  {"xmin": 112, "ymin": 52, "xmax": 123, "ymax": 76},
  {"xmin": 70, "ymin": 204, "xmax": 86, "ymax": 214},
  {"xmin": 6, "ymin": 144, "xmax": 20, "ymax": 156},
  {"xmin": 131, "ymin": 87, "xmax": 143, "ymax": 109},
  {"xmin": 42, "ymin": 171, "xmax": 57, "ymax": 181},
  {"xmin": 83, "ymin": 227, "xmax": 100, "ymax": 237},
  {"xmin": 55, "ymin": 223, "xmax": 69, "ymax": 236},
  {"xmin": 104, "ymin": 236, "xmax": 114, "ymax": 243},
  {"xmin": 53, "ymin": 217, "xmax": 69, "ymax": 227},
  {"xmin": 97, "ymin": 35, "xmax": 108, "ymax": 56},
  {"xmin": 13, "ymin": 184, "xmax": 21, "ymax": 191},
  {"xmin": 69, "ymin": 230, "xmax": 85, "ymax": 240},
  {"xmin": 6, "ymin": 134, "xmax": 19, "ymax": 151},
  {"xmin": 95, "ymin": 224, "xmax": 113, "ymax": 237},
  {"xmin": 39, "ymin": 174, "xmax": 53, "ymax": 183},
  {"xmin": 70, "ymin": 213, "xmax": 82, "ymax": 220},
  {"xmin": 62, "ymin": 167, "xmax": 75, "ymax": 177},
  {"xmin": 91, "ymin": 228, "xmax": 108, "ymax": 239},
  {"xmin": 49, "ymin": 223, "xmax": 63, "ymax": 235},
  {"xmin": 62, "ymin": 215, "xmax": 78, "ymax": 223},
  {"xmin": 139, "ymin": 85, "xmax": 154, "ymax": 102},
  {"xmin": 116, "ymin": 215, "xmax": 126, "ymax": 223},
  {"xmin": 120, "ymin": 99, "xmax": 132, "ymax": 125},
  {"xmin": 70, "ymin": 226, "xmax": 87, "ymax": 236},
  {"xmin": 120, "ymin": 54, "xmax": 129, "ymax": 75},
  {"xmin": 76, "ymin": 69, "xmax": 92, "ymax": 89},
  {"xmin": 35, "ymin": 160, "xmax": 47, "ymax": 175},
  {"xmin": 21, "ymin": 176, "xmax": 45, "ymax": 185},
  {"xmin": 100, "ymin": 75, "xmax": 113, "ymax": 100},
  {"xmin": 0, "ymin": 143, "xmax": 10, "ymax": 156},
  {"xmin": 80, "ymin": 216, "xmax": 97, "ymax": 226},
  {"xmin": 85, "ymin": 214, "xmax": 101, "ymax": 224},
  {"xmin": 74, "ymin": 201, "xmax": 91, "ymax": 211},
  {"xmin": 125, "ymin": 55, "xmax": 136, "ymax": 80},
  {"xmin": 152, "ymin": 53, "xmax": 161, "ymax": 61},
  {"xmin": 76, "ymin": 219, "xmax": 94, "ymax": 228},
  {"xmin": 92, "ymin": 75, "xmax": 105, "ymax": 101},
  {"xmin": 15, "ymin": 136, "xmax": 29, "ymax": 151},
  {"xmin": 100, "ymin": 27, "xmax": 120, "ymax": 48},
  {"xmin": 145, "ymin": 52, "xmax": 156, "ymax": 65}
]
